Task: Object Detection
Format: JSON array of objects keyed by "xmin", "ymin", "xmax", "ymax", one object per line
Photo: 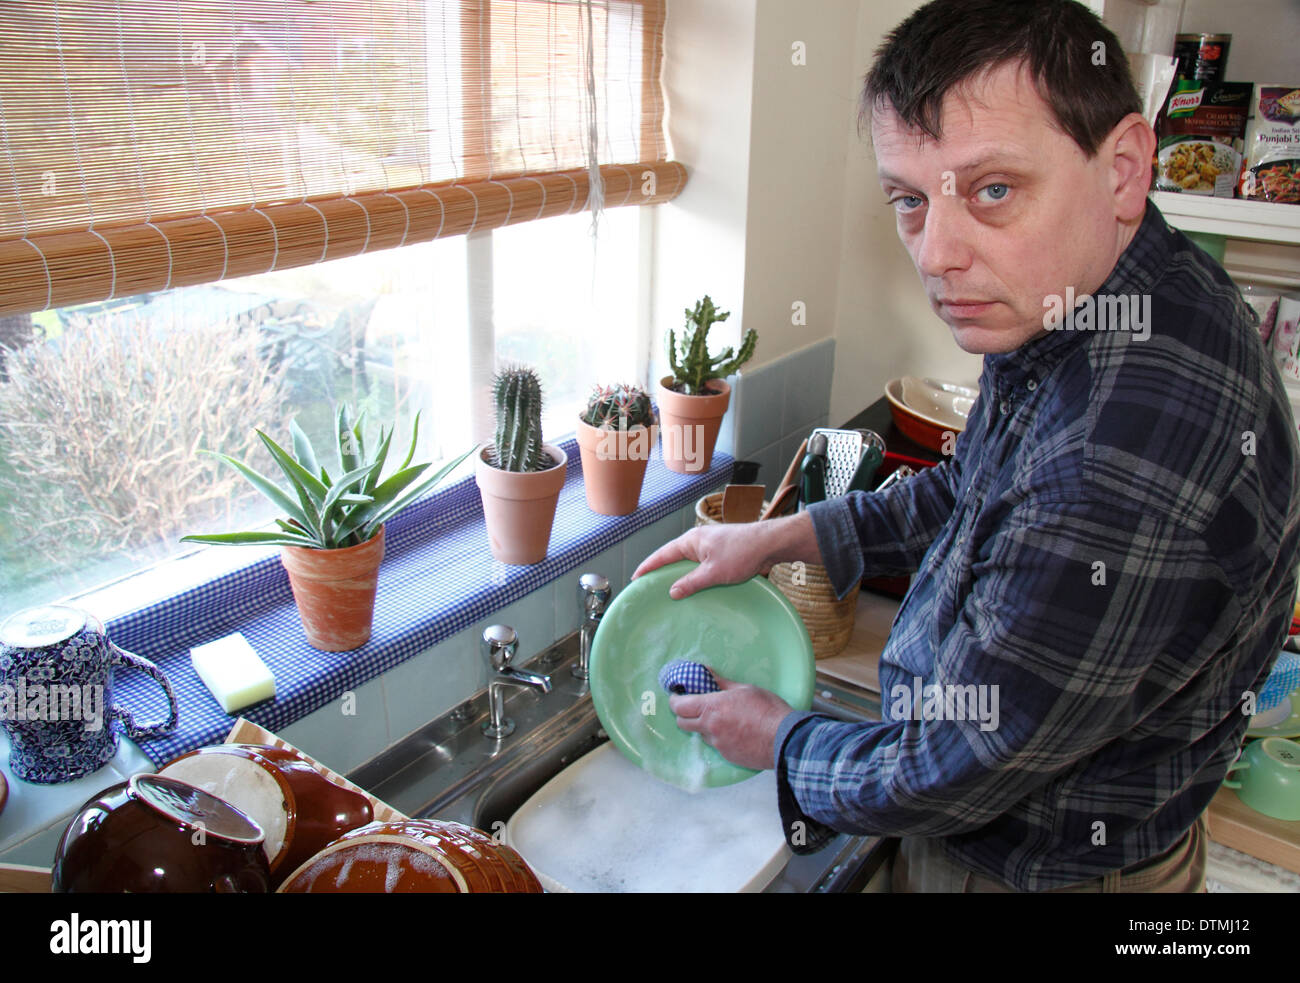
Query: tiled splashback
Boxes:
[{"xmin": 720, "ymin": 338, "xmax": 836, "ymax": 494}]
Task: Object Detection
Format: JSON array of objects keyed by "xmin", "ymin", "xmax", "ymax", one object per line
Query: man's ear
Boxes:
[{"xmin": 1105, "ymin": 112, "xmax": 1157, "ymax": 222}]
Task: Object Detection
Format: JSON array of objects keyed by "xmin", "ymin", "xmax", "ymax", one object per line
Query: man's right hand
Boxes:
[{"xmin": 631, "ymin": 510, "xmax": 820, "ymax": 599}]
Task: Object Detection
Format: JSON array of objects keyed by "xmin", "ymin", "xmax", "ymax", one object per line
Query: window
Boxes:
[{"xmin": 0, "ymin": 1, "xmax": 678, "ymax": 615}]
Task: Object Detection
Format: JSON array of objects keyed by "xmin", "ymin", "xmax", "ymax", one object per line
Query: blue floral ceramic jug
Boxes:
[{"xmin": 0, "ymin": 605, "xmax": 178, "ymax": 784}]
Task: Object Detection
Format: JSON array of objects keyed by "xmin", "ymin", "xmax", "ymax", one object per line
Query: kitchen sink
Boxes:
[{"xmin": 350, "ymin": 630, "xmax": 891, "ymax": 892}]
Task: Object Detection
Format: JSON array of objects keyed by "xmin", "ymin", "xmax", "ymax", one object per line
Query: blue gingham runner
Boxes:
[
  {"xmin": 107, "ymin": 437, "xmax": 732, "ymax": 765},
  {"xmin": 658, "ymin": 659, "xmax": 721, "ymax": 695}
]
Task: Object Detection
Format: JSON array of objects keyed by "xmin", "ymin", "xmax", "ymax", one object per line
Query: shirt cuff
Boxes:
[
  {"xmin": 773, "ymin": 709, "xmax": 838, "ymax": 855},
  {"xmin": 805, "ymin": 497, "xmax": 865, "ymax": 600}
]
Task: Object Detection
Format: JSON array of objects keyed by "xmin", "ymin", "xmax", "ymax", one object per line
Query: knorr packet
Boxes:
[{"xmin": 1154, "ymin": 80, "xmax": 1253, "ymax": 197}]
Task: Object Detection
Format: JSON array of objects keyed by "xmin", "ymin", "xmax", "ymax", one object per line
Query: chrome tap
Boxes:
[
  {"xmin": 573, "ymin": 572, "xmax": 612, "ymax": 680},
  {"xmin": 481, "ymin": 624, "xmax": 552, "ymax": 740}
]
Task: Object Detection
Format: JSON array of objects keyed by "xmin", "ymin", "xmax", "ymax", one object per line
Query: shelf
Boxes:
[{"xmin": 1152, "ymin": 192, "xmax": 1300, "ymax": 246}]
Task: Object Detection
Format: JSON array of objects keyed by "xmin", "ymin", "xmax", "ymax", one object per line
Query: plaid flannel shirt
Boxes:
[{"xmin": 783, "ymin": 201, "xmax": 1300, "ymax": 890}]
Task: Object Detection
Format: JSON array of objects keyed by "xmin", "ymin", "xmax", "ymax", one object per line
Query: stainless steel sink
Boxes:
[{"xmin": 350, "ymin": 630, "xmax": 891, "ymax": 892}]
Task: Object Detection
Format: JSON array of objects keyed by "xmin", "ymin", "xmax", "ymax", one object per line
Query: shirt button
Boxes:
[
  {"xmin": 999, "ymin": 399, "xmax": 1010, "ymax": 414},
  {"xmin": 1026, "ymin": 379, "xmax": 1038, "ymax": 391}
]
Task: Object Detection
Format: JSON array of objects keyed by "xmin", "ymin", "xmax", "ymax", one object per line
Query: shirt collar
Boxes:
[{"xmin": 983, "ymin": 201, "xmax": 1173, "ymax": 393}]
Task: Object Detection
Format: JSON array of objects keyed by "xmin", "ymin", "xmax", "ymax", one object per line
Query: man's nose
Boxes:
[{"xmin": 912, "ymin": 198, "xmax": 974, "ymax": 279}]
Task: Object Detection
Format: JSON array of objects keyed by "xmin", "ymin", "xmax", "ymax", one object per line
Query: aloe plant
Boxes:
[
  {"xmin": 492, "ymin": 365, "xmax": 548, "ymax": 472},
  {"xmin": 181, "ymin": 405, "xmax": 473, "ymax": 550},
  {"xmin": 667, "ymin": 295, "xmax": 757, "ymax": 395},
  {"xmin": 582, "ymin": 384, "xmax": 654, "ymax": 430}
]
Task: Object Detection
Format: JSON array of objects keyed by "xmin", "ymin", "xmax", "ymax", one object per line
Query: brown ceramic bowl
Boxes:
[
  {"xmin": 278, "ymin": 818, "xmax": 542, "ymax": 893},
  {"xmin": 159, "ymin": 743, "xmax": 373, "ymax": 886},
  {"xmin": 52, "ymin": 774, "xmax": 271, "ymax": 893}
]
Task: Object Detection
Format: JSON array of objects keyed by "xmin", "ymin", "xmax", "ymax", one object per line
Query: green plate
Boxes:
[{"xmin": 589, "ymin": 560, "xmax": 816, "ymax": 789}]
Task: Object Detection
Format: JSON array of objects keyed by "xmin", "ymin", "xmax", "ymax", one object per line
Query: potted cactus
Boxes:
[
  {"xmin": 658, "ymin": 295, "xmax": 756, "ymax": 473},
  {"xmin": 576, "ymin": 383, "xmax": 656, "ymax": 516},
  {"xmin": 181, "ymin": 405, "xmax": 472, "ymax": 651},
  {"xmin": 475, "ymin": 365, "xmax": 568, "ymax": 564}
]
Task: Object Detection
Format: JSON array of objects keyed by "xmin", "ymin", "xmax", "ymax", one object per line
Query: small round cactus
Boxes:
[{"xmin": 582, "ymin": 384, "xmax": 654, "ymax": 430}]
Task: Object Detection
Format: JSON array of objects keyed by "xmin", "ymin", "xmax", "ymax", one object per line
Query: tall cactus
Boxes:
[
  {"xmin": 492, "ymin": 365, "xmax": 545, "ymax": 472},
  {"xmin": 667, "ymin": 295, "xmax": 757, "ymax": 395}
]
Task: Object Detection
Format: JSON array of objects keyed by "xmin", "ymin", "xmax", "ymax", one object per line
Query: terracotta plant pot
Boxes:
[
  {"xmin": 575, "ymin": 416, "xmax": 651, "ymax": 516},
  {"xmin": 656, "ymin": 376, "xmax": 730, "ymax": 474},
  {"xmin": 279, "ymin": 526, "xmax": 385, "ymax": 652},
  {"xmin": 474, "ymin": 443, "xmax": 568, "ymax": 564}
]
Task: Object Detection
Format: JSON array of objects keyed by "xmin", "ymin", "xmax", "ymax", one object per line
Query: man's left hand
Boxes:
[{"xmin": 668, "ymin": 674, "xmax": 794, "ymax": 771}]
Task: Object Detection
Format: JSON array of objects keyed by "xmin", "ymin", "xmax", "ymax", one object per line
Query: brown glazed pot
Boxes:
[
  {"xmin": 52, "ymin": 774, "xmax": 271, "ymax": 893},
  {"xmin": 277, "ymin": 818, "xmax": 543, "ymax": 894},
  {"xmin": 656, "ymin": 376, "xmax": 730, "ymax": 474},
  {"xmin": 474, "ymin": 443, "xmax": 567, "ymax": 565},
  {"xmin": 158, "ymin": 743, "xmax": 374, "ymax": 888},
  {"xmin": 279, "ymin": 525, "xmax": 385, "ymax": 651},
  {"xmin": 575, "ymin": 417, "xmax": 651, "ymax": 516}
]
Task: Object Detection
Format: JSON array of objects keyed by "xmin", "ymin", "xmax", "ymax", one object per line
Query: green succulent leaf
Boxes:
[
  {"xmin": 200, "ymin": 450, "xmax": 313, "ymax": 531},
  {"xmin": 181, "ymin": 531, "xmax": 318, "ymax": 547},
  {"xmin": 289, "ymin": 418, "xmax": 320, "ymax": 476}
]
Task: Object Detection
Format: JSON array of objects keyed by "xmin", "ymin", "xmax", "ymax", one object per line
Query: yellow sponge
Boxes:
[{"xmin": 191, "ymin": 633, "xmax": 276, "ymax": 714}]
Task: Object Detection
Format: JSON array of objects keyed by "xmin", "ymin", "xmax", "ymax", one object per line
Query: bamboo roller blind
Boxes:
[{"xmin": 0, "ymin": 0, "xmax": 683, "ymax": 316}]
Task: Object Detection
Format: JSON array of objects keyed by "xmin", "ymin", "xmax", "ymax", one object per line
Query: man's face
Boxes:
[{"xmin": 872, "ymin": 61, "xmax": 1126, "ymax": 355}]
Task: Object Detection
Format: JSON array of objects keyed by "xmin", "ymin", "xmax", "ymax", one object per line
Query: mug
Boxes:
[
  {"xmin": 52, "ymin": 774, "xmax": 271, "ymax": 893},
  {"xmin": 0, "ymin": 605, "xmax": 179, "ymax": 784},
  {"xmin": 1222, "ymin": 737, "xmax": 1300, "ymax": 821}
]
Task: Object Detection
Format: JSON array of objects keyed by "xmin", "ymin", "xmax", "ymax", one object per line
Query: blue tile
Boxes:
[
  {"xmin": 736, "ymin": 363, "xmax": 785, "ymax": 459},
  {"xmin": 279, "ymin": 675, "xmax": 389, "ymax": 774},
  {"xmin": 621, "ymin": 514, "xmax": 684, "ymax": 586},
  {"xmin": 782, "ymin": 339, "xmax": 836, "ymax": 433},
  {"xmin": 752, "ymin": 439, "xmax": 784, "ymax": 497},
  {"xmin": 474, "ymin": 585, "xmax": 557, "ymax": 663},
  {"xmin": 712, "ymin": 373, "xmax": 739, "ymax": 460},
  {"xmin": 0, "ymin": 822, "xmax": 66, "ymax": 868}
]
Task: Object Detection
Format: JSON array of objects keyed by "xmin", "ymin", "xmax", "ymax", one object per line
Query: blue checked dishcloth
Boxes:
[
  {"xmin": 1260, "ymin": 652, "xmax": 1300, "ymax": 712},
  {"xmin": 658, "ymin": 660, "xmax": 721, "ymax": 695}
]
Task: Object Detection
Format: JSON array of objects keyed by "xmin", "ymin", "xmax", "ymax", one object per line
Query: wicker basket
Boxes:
[
  {"xmin": 693, "ymin": 491, "xmax": 770, "ymax": 526},
  {"xmin": 695, "ymin": 493, "xmax": 858, "ymax": 659},
  {"xmin": 767, "ymin": 560, "xmax": 860, "ymax": 660}
]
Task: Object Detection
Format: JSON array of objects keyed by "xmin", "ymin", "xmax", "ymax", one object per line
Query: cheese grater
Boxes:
[{"xmin": 810, "ymin": 428, "xmax": 863, "ymax": 498}]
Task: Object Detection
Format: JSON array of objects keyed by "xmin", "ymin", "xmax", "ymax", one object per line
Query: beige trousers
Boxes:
[{"xmin": 889, "ymin": 812, "xmax": 1209, "ymax": 893}]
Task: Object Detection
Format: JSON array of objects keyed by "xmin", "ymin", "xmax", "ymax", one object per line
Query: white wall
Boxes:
[
  {"xmin": 828, "ymin": 0, "xmax": 983, "ymax": 428},
  {"xmin": 657, "ymin": 0, "xmax": 982, "ymax": 429}
]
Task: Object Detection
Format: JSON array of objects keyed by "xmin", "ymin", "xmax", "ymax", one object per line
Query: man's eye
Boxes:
[
  {"xmin": 977, "ymin": 184, "xmax": 1009, "ymax": 202},
  {"xmin": 893, "ymin": 195, "xmax": 924, "ymax": 211}
]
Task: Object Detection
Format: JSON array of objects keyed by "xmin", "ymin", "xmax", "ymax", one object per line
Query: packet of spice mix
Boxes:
[
  {"xmin": 1154, "ymin": 80, "xmax": 1253, "ymax": 197},
  {"xmin": 1241, "ymin": 85, "xmax": 1300, "ymax": 204}
]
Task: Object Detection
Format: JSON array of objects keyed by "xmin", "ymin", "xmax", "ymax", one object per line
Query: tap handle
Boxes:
[
  {"xmin": 481, "ymin": 624, "xmax": 518, "ymax": 672},
  {"xmin": 577, "ymin": 573, "xmax": 612, "ymax": 622}
]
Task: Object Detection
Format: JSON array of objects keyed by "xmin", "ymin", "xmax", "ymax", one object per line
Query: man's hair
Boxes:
[{"xmin": 861, "ymin": 0, "xmax": 1141, "ymax": 158}]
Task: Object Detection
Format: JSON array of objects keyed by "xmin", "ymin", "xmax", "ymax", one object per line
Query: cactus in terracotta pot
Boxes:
[
  {"xmin": 667, "ymin": 296, "xmax": 756, "ymax": 395},
  {"xmin": 476, "ymin": 364, "xmax": 567, "ymax": 563},
  {"xmin": 577, "ymin": 384, "xmax": 655, "ymax": 516},
  {"xmin": 492, "ymin": 365, "xmax": 548, "ymax": 472},
  {"xmin": 581, "ymin": 384, "xmax": 655, "ymax": 430},
  {"xmin": 658, "ymin": 295, "xmax": 755, "ymax": 473}
]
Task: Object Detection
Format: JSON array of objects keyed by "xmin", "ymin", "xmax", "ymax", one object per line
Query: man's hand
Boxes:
[
  {"xmin": 668, "ymin": 674, "xmax": 794, "ymax": 771},
  {"xmin": 631, "ymin": 511, "xmax": 820, "ymax": 599}
]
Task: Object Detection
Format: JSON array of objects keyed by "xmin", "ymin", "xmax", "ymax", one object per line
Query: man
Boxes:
[{"xmin": 633, "ymin": 0, "xmax": 1300, "ymax": 892}]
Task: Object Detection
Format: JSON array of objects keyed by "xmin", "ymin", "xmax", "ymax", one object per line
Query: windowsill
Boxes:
[{"xmin": 94, "ymin": 435, "xmax": 732, "ymax": 769}]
